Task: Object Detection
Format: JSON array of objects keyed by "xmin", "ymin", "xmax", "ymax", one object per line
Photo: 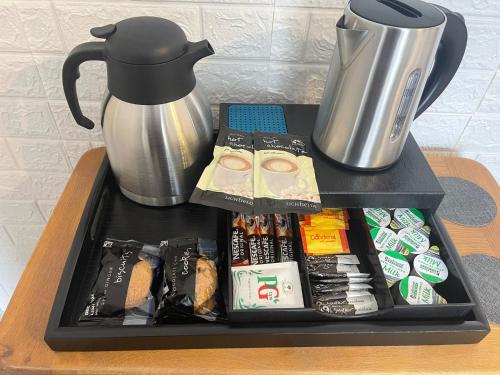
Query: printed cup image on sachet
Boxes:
[
  {"xmin": 260, "ymin": 157, "xmax": 304, "ymax": 195},
  {"xmin": 213, "ymin": 154, "xmax": 253, "ymax": 189},
  {"xmin": 211, "ymin": 150, "xmax": 253, "ymax": 198},
  {"xmin": 190, "ymin": 128, "xmax": 254, "ymax": 213},
  {"xmin": 254, "ymin": 132, "xmax": 321, "ymax": 214}
]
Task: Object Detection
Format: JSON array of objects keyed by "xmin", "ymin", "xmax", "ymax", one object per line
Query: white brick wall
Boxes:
[{"xmin": 0, "ymin": 0, "xmax": 499, "ymax": 314}]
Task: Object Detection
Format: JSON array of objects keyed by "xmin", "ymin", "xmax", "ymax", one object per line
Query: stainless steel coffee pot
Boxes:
[
  {"xmin": 63, "ymin": 17, "xmax": 214, "ymax": 206},
  {"xmin": 313, "ymin": 0, "xmax": 467, "ymax": 170}
]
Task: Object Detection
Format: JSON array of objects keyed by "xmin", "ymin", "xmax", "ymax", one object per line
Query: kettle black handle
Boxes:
[
  {"xmin": 415, "ymin": 5, "xmax": 467, "ymax": 118},
  {"xmin": 62, "ymin": 42, "xmax": 105, "ymax": 129}
]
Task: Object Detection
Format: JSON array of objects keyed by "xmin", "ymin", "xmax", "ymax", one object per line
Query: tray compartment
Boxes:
[
  {"xmin": 47, "ymin": 162, "xmax": 228, "ymax": 330},
  {"xmin": 226, "ymin": 208, "xmax": 478, "ymax": 323},
  {"xmin": 295, "ymin": 209, "xmax": 395, "ymax": 321},
  {"xmin": 225, "ymin": 213, "xmax": 317, "ymax": 323},
  {"xmin": 359, "ymin": 210, "xmax": 476, "ymax": 321},
  {"xmin": 226, "ymin": 210, "xmax": 395, "ymax": 322}
]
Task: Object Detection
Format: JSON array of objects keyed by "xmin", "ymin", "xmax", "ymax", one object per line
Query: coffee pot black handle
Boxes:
[
  {"xmin": 62, "ymin": 42, "xmax": 105, "ymax": 129},
  {"xmin": 415, "ymin": 6, "xmax": 467, "ymax": 118}
]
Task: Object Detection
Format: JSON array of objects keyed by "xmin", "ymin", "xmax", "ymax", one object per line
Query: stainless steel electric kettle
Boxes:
[
  {"xmin": 313, "ymin": 0, "xmax": 468, "ymax": 170},
  {"xmin": 63, "ymin": 17, "xmax": 214, "ymax": 206}
]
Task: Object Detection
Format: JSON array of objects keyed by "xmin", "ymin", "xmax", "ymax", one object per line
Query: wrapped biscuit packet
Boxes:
[
  {"xmin": 155, "ymin": 237, "xmax": 224, "ymax": 322},
  {"xmin": 190, "ymin": 128, "xmax": 254, "ymax": 214},
  {"xmin": 254, "ymin": 132, "xmax": 321, "ymax": 214},
  {"xmin": 79, "ymin": 239, "xmax": 161, "ymax": 326}
]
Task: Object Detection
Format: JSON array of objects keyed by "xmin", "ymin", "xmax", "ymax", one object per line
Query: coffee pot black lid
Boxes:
[
  {"xmin": 350, "ymin": 0, "xmax": 445, "ymax": 29},
  {"xmin": 82, "ymin": 16, "xmax": 213, "ymax": 105},
  {"xmin": 62, "ymin": 16, "xmax": 214, "ymax": 129},
  {"xmin": 91, "ymin": 16, "xmax": 188, "ymax": 65}
]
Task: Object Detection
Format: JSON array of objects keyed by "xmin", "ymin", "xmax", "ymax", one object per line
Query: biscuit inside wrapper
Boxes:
[
  {"xmin": 155, "ymin": 237, "xmax": 224, "ymax": 322},
  {"xmin": 79, "ymin": 239, "xmax": 161, "ymax": 326}
]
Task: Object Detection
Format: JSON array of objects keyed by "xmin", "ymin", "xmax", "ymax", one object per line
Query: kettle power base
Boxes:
[
  {"xmin": 45, "ymin": 105, "xmax": 489, "ymax": 351},
  {"xmin": 221, "ymin": 104, "xmax": 445, "ymax": 211},
  {"xmin": 316, "ymin": 151, "xmax": 402, "ymax": 173}
]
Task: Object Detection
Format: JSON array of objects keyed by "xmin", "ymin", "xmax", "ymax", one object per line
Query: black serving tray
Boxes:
[
  {"xmin": 45, "ymin": 104, "xmax": 489, "ymax": 351},
  {"xmin": 45, "ymin": 156, "xmax": 490, "ymax": 351}
]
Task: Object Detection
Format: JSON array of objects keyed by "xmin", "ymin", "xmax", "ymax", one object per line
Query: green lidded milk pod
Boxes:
[
  {"xmin": 396, "ymin": 276, "xmax": 447, "ymax": 305},
  {"xmin": 419, "ymin": 224, "xmax": 432, "ymax": 237},
  {"xmin": 398, "ymin": 227, "xmax": 430, "ymax": 261},
  {"xmin": 370, "ymin": 227, "xmax": 401, "ymax": 252},
  {"xmin": 363, "ymin": 208, "xmax": 391, "ymax": 228},
  {"xmin": 428, "ymin": 244, "xmax": 440, "ymax": 255},
  {"xmin": 378, "ymin": 251, "xmax": 411, "ymax": 288},
  {"xmin": 412, "ymin": 246, "xmax": 448, "ymax": 285},
  {"xmin": 390, "ymin": 208, "xmax": 425, "ymax": 232}
]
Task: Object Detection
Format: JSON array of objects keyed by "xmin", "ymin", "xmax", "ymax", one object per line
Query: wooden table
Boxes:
[{"xmin": 1, "ymin": 148, "xmax": 499, "ymax": 374}]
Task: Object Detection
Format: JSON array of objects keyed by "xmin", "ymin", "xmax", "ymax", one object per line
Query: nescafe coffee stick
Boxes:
[
  {"xmin": 274, "ymin": 214, "xmax": 295, "ymax": 262},
  {"xmin": 245, "ymin": 215, "xmax": 265, "ymax": 265},
  {"xmin": 259, "ymin": 214, "xmax": 276, "ymax": 263},
  {"xmin": 231, "ymin": 212, "xmax": 250, "ymax": 267}
]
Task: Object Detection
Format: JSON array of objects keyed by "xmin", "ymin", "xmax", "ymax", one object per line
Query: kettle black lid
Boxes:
[
  {"xmin": 350, "ymin": 0, "xmax": 445, "ymax": 29},
  {"xmin": 91, "ymin": 16, "xmax": 188, "ymax": 64}
]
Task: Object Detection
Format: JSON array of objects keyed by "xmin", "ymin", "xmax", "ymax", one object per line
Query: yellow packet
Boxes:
[
  {"xmin": 300, "ymin": 227, "xmax": 350, "ymax": 255},
  {"xmin": 300, "ymin": 208, "xmax": 349, "ymax": 230}
]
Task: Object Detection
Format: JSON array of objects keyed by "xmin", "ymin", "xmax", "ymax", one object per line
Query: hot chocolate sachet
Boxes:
[
  {"xmin": 253, "ymin": 132, "xmax": 322, "ymax": 214},
  {"xmin": 190, "ymin": 128, "xmax": 254, "ymax": 213}
]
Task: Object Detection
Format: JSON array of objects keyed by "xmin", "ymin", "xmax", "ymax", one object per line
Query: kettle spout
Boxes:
[
  {"xmin": 336, "ymin": 17, "xmax": 371, "ymax": 67},
  {"xmin": 184, "ymin": 40, "xmax": 214, "ymax": 66}
]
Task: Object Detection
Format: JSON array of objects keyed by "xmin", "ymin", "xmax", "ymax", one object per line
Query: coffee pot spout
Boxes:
[
  {"xmin": 183, "ymin": 40, "xmax": 214, "ymax": 66},
  {"xmin": 336, "ymin": 17, "xmax": 371, "ymax": 67}
]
